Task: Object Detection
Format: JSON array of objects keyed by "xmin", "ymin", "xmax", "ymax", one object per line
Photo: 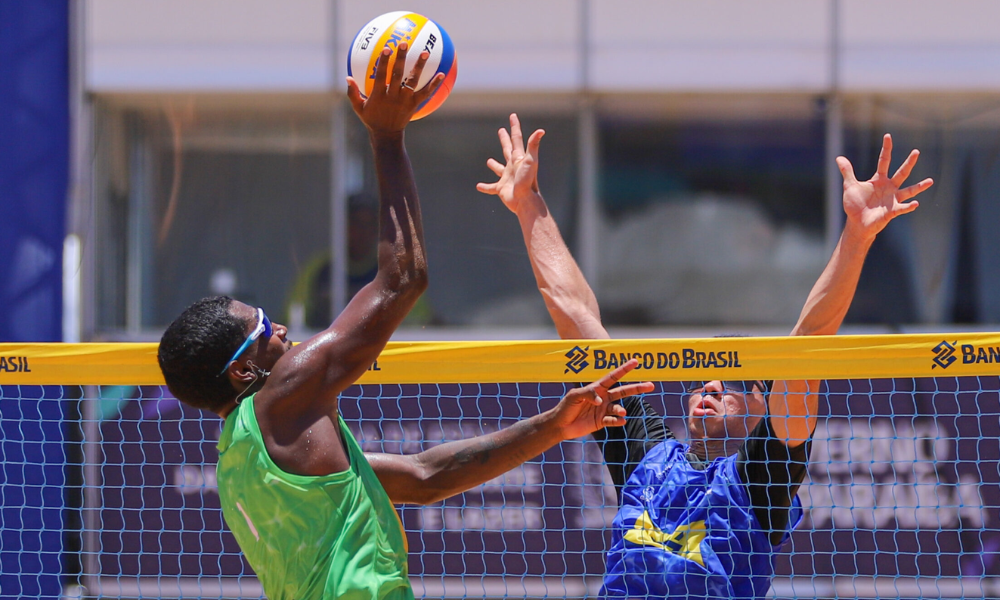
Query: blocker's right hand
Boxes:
[
  {"xmin": 551, "ymin": 359, "xmax": 654, "ymax": 441},
  {"xmin": 346, "ymin": 42, "xmax": 445, "ymax": 136},
  {"xmin": 477, "ymin": 113, "xmax": 545, "ymax": 214}
]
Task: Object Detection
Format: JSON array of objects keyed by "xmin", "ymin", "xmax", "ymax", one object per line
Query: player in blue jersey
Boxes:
[{"xmin": 479, "ymin": 114, "xmax": 934, "ymax": 600}]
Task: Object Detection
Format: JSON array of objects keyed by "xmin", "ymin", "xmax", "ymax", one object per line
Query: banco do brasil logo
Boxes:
[
  {"xmin": 565, "ymin": 346, "xmax": 589, "ymax": 374},
  {"xmin": 932, "ymin": 340, "xmax": 957, "ymax": 370}
]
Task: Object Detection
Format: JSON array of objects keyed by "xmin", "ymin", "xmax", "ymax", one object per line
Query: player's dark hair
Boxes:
[{"xmin": 158, "ymin": 296, "xmax": 250, "ymax": 412}]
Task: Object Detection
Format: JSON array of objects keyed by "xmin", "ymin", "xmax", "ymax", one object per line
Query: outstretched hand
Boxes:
[
  {"xmin": 837, "ymin": 134, "xmax": 934, "ymax": 240},
  {"xmin": 476, "ymin": 113, "xmax": 545, "ymax": 213},
  {"xmin": 551, "ymin": 359, "xmax": 654, "ymax": 441},
  {"xmin": 346, "ymin": 42, "xmax": 445, "ymax": 136}
]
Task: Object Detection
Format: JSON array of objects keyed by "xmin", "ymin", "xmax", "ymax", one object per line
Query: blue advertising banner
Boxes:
[
  {"xmin": 88, "ymin": 378, "xmax": 999, "ymax": 599},
  {"xmin": 0, "ymin": 1, "xmax": 69, "ymax": 599},
  {"xmin": 0, "ymin": 0, "xmax": 67, "ymax": 343}
]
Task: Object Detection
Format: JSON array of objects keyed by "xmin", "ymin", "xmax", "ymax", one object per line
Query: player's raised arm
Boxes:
[
  {"xmin": 478, "ymin": 113, "xmax": 609, "ymax": 341},
  {"xmin": 770, "ymin": 134, "xmax": 934, "ymax": 446},
  {"xmin": 255, "ymin": 44, "xmax": 445, "ymax": 417},
  {"xmin": 366, "ymin": 360, "xmax": 653, "ymax": 505}
]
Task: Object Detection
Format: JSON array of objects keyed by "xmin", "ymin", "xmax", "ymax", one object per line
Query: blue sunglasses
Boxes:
[
  {"xmin": 218, "ymin": 307, "xmax": 273, "ymax": 376},
  {"xmin": 685, "ymin": 380, "xmax": 771, "ymax": 394}
]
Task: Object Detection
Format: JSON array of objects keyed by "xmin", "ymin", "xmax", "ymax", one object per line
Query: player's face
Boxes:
[
  {"xmin": 686, "ymin": 380, "xmax": 767, "ymax": 441},
  {"xmin": 230, "ymin": 300, "xmax": 292, "ymax": 372}
]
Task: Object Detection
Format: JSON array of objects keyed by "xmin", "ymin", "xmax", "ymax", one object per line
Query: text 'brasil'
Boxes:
[
  {"xmin": 565, "ymin": 346, "xmax": 741, "ymax": 375},
  {"xmin": 0, "ymin": 356, "xmax": 31, "ymax": 373}
]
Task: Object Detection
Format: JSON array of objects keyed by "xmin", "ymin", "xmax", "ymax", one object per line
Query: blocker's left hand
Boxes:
[
  {"xmin": 551, "ymin": 359, "xmax": 654, "ymax": 441},
  {"xmin": 476, "ymin": 113, "xmax": 545, "ymax": 214}
]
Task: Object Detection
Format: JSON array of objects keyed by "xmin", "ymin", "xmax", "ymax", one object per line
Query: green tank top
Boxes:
[{"xmin": 216, "ymin": 394, "xmax": 412, "ymax": 600}]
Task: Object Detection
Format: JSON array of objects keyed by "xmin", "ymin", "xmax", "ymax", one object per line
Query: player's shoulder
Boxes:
[{"xmin": 627, "ymin": 438, "xmax": 692, "ymax": 482}]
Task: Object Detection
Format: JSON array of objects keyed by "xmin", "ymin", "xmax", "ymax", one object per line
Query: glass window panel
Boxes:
[
  {"xmin": 92, "ymin": 105, "xmax": 130, "ymax": 331},
  {"xmin": 842, "ymin": 96, "xmax": 1000, "ymax": 326},
  {"xmin": 92, "ymin": 102, "xmax": 331, "ymax": 333},
  {"xmin": 597, "ymin": 105, "xmax": 825, "ymax": 326},
  {"xmin": 343, "ymin": 114, "xmax": 579, "ymax": 328},
  {"xmin": 88, "ymin": 94, "xmax": 1000, "ymax": 336}
]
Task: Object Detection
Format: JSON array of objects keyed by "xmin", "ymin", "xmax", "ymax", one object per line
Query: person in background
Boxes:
[
  {"xmin": 286, "ymin": 193, "xmax": 434, "ymax": 329},
  {"xmin": 285, "ymin": 193, "xmax": 378, "ymax": 328}
]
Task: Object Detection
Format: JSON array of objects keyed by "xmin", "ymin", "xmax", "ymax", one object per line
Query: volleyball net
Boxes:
[{"xmin": 2, "ymin": 334, "xmax": 999, "ymax": 599}]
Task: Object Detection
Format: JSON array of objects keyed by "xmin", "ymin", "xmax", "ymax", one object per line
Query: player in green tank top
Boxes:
[{"xmin": 157, "ymin": 41, "xmax": 654, "ymax": 600}]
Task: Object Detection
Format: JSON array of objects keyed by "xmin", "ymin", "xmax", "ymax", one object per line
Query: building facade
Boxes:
[{"xmin": 74, "ymin": 0, "xmax": 1000, "ymax": 340}]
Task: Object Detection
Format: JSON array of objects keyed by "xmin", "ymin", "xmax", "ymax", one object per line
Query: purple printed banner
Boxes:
[{"xmin": 91, "ymin": 378, "xmax": 1000, "ymax": 595}]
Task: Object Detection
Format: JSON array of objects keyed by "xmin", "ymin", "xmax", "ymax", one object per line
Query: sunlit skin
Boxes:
[{"xmin": 686, "ymin": 380, "xmax": 767, "ymax": 443}]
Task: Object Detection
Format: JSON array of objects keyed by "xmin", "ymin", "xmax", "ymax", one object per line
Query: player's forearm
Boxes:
[
  {"xmin": 405, "ymin": 410, "xmax": 563, "ymax": 505},
  {"xmin": 777, "ymin": 224, "xmax": 869, "ymax": 443},
  {"xmin": 516, "ymin": 194, "xmax": 609, "ymax": 340},
  {"xmin": 791, "ymin": 222, "xmax": 873, "ymax": 337},
  {"xmin": 371, "ymin": 132, "xmax": 428, "ymax": 297}
]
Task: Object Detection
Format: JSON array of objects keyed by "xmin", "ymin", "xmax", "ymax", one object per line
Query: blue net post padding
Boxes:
[{"xmin": 0, "ymin": 386, "xmax": 68, "ymax": 600}]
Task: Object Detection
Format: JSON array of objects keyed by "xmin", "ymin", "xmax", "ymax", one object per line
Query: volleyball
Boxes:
[{"xmin": 347, "ymin": 11, "xmax": 457, "ymax": 120}]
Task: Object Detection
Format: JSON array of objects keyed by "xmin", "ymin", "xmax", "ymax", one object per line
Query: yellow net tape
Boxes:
[{"xmin": 1, "ymin": 333, "xmax": 999, "ymax": 385}]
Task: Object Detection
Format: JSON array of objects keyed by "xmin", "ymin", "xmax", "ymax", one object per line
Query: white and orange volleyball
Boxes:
[{"xmin": 348, "ymin": 11, "xmax": 457, "ymax": 120}]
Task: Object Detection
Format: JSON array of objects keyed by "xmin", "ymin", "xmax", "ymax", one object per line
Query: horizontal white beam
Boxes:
[{"xmin": 86, "ymin": 0, "xmax": 1000, "ymax": 93}]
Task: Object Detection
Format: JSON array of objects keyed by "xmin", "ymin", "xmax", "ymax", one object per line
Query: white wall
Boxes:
[
  {"xmin": 589, "ymin": 0, "xmax": 832, "ymax": 92},
  {"xmin": 85, "ymin": 0, "xmax": 1000, "ymax": 93},
  {"xmin": 86, "ymin": 0, "xmax": 332, "ymax": 91},
  {"xmin": 841, "ymin": 0, "xmax": 1000, "ymax": 90},
  {"xmin": 336, "ymin": 0, "xmax": 581, "ymax": 90}
]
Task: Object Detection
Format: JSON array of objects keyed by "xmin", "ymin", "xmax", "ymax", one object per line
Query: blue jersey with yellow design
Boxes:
[{"xmin": 603, "ymin": 437, "xmax": 802, "ymax": 600}]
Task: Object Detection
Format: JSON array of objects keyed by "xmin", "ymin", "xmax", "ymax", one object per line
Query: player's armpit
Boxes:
[{"xmin": 365, "ymin": 452, "xmax": 430, "ymax": 505}]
